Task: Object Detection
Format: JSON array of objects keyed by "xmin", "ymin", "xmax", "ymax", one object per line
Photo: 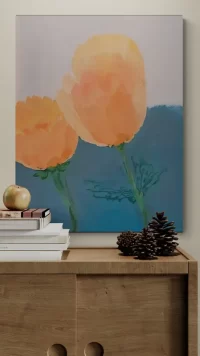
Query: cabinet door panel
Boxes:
[
  {"xmin": 0, "ymin": 274, "xmax": 76, "ymax": 356},
  {"xmin": 77, "ymin": 275, "xmax": 187, "ymax": 356}
]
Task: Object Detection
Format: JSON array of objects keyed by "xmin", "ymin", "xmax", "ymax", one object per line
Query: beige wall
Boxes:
[
  {"xmin": 1, "ymin": 0, "xmax": 199, "ymax": 342},
  {"xmin": 1, "ymin": 0, "xmax": 199, "ymax": 251}
]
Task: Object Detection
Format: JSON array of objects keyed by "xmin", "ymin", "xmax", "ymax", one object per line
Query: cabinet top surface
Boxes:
[
  {"xmin": 0, "ymin": 247, "xmax": 195, "ymax": 275},
  {"xmin": 63, "ymin": 248, "xmax": 188, "ymax": 262}
]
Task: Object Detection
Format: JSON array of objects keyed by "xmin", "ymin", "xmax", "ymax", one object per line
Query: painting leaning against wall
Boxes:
[{"xmin": 16, "ymin": 15, "xmax": 183, "ymax": 232}]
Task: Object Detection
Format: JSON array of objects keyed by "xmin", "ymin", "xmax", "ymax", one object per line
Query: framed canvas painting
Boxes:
[{"xmin": 16, "ymin": 15, "xmax": 183, "ymax": 233}]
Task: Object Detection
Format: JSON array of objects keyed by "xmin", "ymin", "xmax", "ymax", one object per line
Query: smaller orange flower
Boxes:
[{"xmin": 16, "ymin": 96, "xmax": 78, "ymax": 170}]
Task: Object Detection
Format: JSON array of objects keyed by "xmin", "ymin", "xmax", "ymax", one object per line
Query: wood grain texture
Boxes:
[
  {"xmin": 177, "ymin": 247, "xmax": 197, "ymax": 261},
  {"xmin": 188, "ymin": 261, "xmax": 198, "ymax": 356},
  {"xmin": 77, "ymin": 275, "xmax": 187, "ymax": 356},
  {"xmin": 0, "ymin": 248, "xmax": 196, "ymax": 355},
  {"xmin": 0, "ymin": 248, "xmax": 188, "ymax": 274},
  {"xmin": 0, "ymin": 274, "xmax": 76, "ymax": 356},
  {"xmin": 66, "ymin": 248, "xmax": 188, "ymax": 262}
]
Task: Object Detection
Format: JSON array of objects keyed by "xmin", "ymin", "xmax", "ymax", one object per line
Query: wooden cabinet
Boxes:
[
  {"xmin": 0, "ymin": 275, "xmax": 76, "ymax": 356},
  {"xmin": 0, "ymin": 248, "xmax": 197, "ymax": 356}
]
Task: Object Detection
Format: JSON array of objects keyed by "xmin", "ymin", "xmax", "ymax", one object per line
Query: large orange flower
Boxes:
[
  {"xmin": 56, "ymin": 34, "xmax": 146, "ymax": 147},
  {"xmin": 16, "ymin": 96, "xmax": 78, "ymax": 170}
]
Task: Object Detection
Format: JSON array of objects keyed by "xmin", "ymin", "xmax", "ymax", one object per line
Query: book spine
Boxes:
[
  {"xmin": 0, "ymin": 241, "xmax": 69, "ymax": 251},
  {"xmin": 0, "ymin": 224, "xmax": 66, "ymax": 237},
  {"xmin": 32, "ymin": 209, "xmax": 50, "ymax": 218},
  {"xmin": 0, "ymin": 251, "xmax": 62, "ymax": 261},
  {"xmin": 0, "ymin": 210, "xmax": 25, "ymax": 218},
  {"xmin": 0, "ymin": 235, "xmax": 68, "ymax": 244},
  {"xmin": 0, "ymin": 213, "xmax": 51, "ymax": 230},
  {"xmin": 22, "ymin": 209, "xmax": 37, "ymax": 218},
  {"xmin": 0, "ymin": 209, "xmax": 50, "ymax": 219}
]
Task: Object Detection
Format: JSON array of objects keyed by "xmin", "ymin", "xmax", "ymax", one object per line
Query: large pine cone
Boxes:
[{"xmin": 149, "ymin": 212, "xmax": 179, "ymax": 256}]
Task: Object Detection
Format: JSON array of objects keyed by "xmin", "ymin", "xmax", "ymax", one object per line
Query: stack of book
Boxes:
[{"xmin": 0, "ymin": 209, "xmax": 70, "ymax": 261}]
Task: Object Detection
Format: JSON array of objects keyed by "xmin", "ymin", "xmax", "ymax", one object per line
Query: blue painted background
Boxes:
[{"xmin": 16, "ymin": 105, "xmax": 183, "ymax": 232}]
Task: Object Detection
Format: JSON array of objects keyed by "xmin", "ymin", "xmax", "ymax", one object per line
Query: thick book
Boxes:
[
  {"xmin": 0, "ymin": 228, "xmax": 68, "ymax": 244},
  {"xmin": 0, "ymin": 208, "xmax": 50, "ymax": 219},
  {"xmin": 0, "ymin": 250, "xmax": 63, "ymax": 261},
  {"xmin": 0, "ymin": 237, "xmax": 70, "ymax": 251},
  {"xmin": 0, "ymin": 223, "xmax": 64, "ymax": 237},
  {"xmin": 0, "ymin": 213, "xmax": 51, "ymax": 230}
]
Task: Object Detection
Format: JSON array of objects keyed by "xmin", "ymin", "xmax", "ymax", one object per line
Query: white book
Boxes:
[
  {"xmin": 0, "ymin": 229, "xmax": 68, "ymax": 244},
  {"xmin": 0, "ymin": 250, "xmax": 63, "ymax": 261},
  {"xmin": 0, "ymin": 223, "xmax": 65, "ymax": 237},
  {"xmin": 0, "ymin": 237, "xmax": 70, "ymax": 251},
  {"xmin": 0, "ymin": 213, "xmax": 51, "ymax": 230}
]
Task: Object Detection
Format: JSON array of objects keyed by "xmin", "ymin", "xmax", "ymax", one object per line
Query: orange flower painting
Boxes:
[
  {"xmin": 16, "ymin": 16, "xmax": 183, "ymax": 232},
  {"xmin": 57, "ymin": 34, "xmax": 146, "ymax": 147},
  {"xmin": 16, "ymin": 96, "xmax": 78, "ymax": 170},
  {"xmin": 57, "ymin": 34, "xmax": 148, "ymax": 224},
  {"xmin": 16, "ymin": 96, "xmax": 78, "ymax": 231}
]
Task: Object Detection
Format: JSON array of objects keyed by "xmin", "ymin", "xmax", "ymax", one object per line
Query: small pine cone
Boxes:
[
  {"xmin": 117, "ymin": 231, "xmax": 140, "ymax": 256},
  {"xmin": 134, "ymin": 228, "xmax": 157, "ymax": 260}
]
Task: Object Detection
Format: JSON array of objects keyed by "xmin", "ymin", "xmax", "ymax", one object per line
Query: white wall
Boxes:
[{"xmin": 0, "ymin": 0, "xmax": 200, "ymax": 343}]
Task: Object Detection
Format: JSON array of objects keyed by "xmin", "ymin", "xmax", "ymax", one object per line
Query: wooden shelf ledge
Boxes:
[{"xmin": 0, "ymin": 247, "xmax": 195, "ymax": 275}]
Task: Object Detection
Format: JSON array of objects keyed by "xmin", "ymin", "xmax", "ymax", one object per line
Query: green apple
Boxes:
[{"xmin": 3, "ymin": 185, "xmax": 31, "ymax": 211}]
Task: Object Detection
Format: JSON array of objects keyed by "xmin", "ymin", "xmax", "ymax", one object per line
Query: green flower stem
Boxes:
[
  {"xmin": 117, "ymin": 144, "xmax": 148, "ymax": 227},
  {"xmin": 52, "ymin": 171, "xmax": 77, "ymax": 232},
  {"xmin": 63, "ymin": 177, "xmax": 77, "ymax": 232}
]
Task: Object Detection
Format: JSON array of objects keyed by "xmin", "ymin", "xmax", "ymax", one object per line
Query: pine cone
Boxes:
[
  {"xmin": 149, "ymin": 212, "xmax": 179, "ymax": 256},
  {"xmin": 117, "ymin": 231, "xmax": 139, "ymax": 256},
  {"xmin": 134, "ymin": 228, "xmax": 157, "ymax": 260}
]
